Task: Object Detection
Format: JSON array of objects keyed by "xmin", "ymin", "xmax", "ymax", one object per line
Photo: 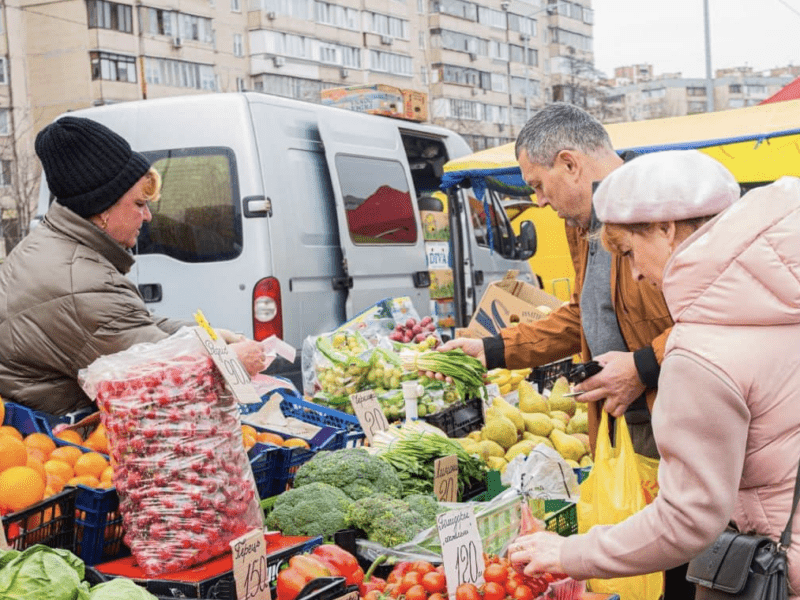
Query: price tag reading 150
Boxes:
[
  {"xmin": 231, "ymin": 528, "xmax": 271, "ymax": 600},
  {"xmin": 349, "ymin": 390, "xmax": 389, "ymax": 444},
  {"xmin": 437, "ymin": 507, "xmax": 486, "ymax": 600}
]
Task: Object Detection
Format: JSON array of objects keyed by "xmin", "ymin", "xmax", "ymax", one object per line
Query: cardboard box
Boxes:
[
  {"xmin": 402, "ymin": 89, "xmax": 428, "ymax": 122},
  {"xmin": 321, "ymin": 84, "xmax": 404, "ymax": 118},
  {"xmin": 468, "ymin": 271, "xmax": 563, "ymax": 337},
  {"xmin": 420, "ymin": 210, "xmax": 449, "ymax": 241}
]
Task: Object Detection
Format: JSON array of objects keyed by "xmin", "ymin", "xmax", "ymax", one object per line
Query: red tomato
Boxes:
[
  {"xmin": 412, "ymin": 561, "xmax": 436, "ymax": 575},
  {"xmin": 483, "ymin": 563, "xmax": 509, "ymax": 584},
  {"xmin": 435, "ymin": 565, "xmax": 445, "ymax": 575},
  {"xmin": 504, "ymin": 578, "xmax": 520, "ymax": 596},
  {"xmin": 482, "ymin": 581, "xmax": 506, "ymax": 600},
  {"xmin": 364, "ymin": 591, "xmax": 383, "ymax": 600},
  {"xmin": 455, "ymin": 583, "xmax": 481, "ymax": 600},
  {"xmin": 421, "ymin": 571, "xmax": 446, "ymax": 594},
  {"xmin": 399, "ymin": 572, "xmax": 423, "ymax": 594},
  {"xmin": 406, "ymin": 584, "xmax": 429, "ymax": 600},
  {"xmin": 384, "ymin": 584, "xmax": 401, "ymax": 598},
  {"xmin": 429, "ymin": 594, "xmax": 447, "ymax": 600},
  {"xmin": 513, "ymin": 584, "xmax": 535, "ymax": 600}
]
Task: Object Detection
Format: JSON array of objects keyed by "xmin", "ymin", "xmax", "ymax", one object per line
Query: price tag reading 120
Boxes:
[
  {"xmin": 437, "ymin": 507, "xmax": 486, "ymax": 600},
  {"xmin": 349, "ymin": 390, "xmax": 389, "ymax": 444}
]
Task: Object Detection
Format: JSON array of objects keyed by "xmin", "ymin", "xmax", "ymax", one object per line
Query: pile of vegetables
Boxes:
[
  {"xmin": 373, "ymin": 426, "xmax": 487, "ymax": 501},
  {"xmin": 0, "ymin": 545, "xmax": 157, "ymax": 599}
]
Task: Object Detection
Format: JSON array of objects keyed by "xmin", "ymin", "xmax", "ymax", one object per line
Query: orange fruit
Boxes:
[
  {"xmin": 0, "ymin": 436, "xmax": 29, "ymax": 471},
  {"xmin": 46, "ymin": 474, "xmax": 65, "ymax": 494},
  {"xmin": 0, "ymin": 397, "xmax": 4, "ymax": 424},
  {"xmin": 0, "ymin": 426, "xmax": 23, "ymax": 441},
  {"xmin": 44, "ymin": 459, "xmax": 74, "ymax": 483},
  {"xmin": 67, "ymin": 475, "xmax": 101, "ymax": 488},
  {"xmin": 256, "ymin": 432, "xmax": 285, "ymax": 446},
  {"xmin": 100, "ymin": 465, "xmax": 114, "ymax": 482},
  {"xmin": 283, "ymin": 438, "xmax": 310, "ymax": 449},
  {"xmin": 241, "ymin": 424, "xmax": 258, "ymax": 439},
  {"xmin": 26, "ymin": 447, "xmax": 48, "ymax": 464},
  {"xmin": 26, "ymin": 456, "xmax": 46, "ymax": 479},
  {"xmin": 24, "ymin": 433, "xmax": 56, "ymax": 458},
  {"xmin": 73, "ymin": 452, "xmax": 108, "ymax": 479},
  {"xmin": 55, "ymin": 430, "xmax": 83, "ymax": 445},
  {"xmin": 49, "ymin": 445, "xmax": 83, "ymax": 467},
  {"xmin": 243, "ymin": 433, "xmax": 256, "ymax": 452},
  {"xmin": 0, "ymin": 466, "xmax": 46, "ymax": 512},
  {"xmin": 85, "ymin": 424, "xmax": 109, "ymax": 454}
]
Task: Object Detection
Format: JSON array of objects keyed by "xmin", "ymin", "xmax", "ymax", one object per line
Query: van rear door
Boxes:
[{"xmin": 318, "ymin": 111, "xmax": 431, "ymax": 320}]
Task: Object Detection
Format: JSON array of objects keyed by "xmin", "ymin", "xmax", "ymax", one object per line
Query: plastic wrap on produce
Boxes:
[{"xmin": 79, "ymin": 327, "xmax": 263, "ymax": 576}]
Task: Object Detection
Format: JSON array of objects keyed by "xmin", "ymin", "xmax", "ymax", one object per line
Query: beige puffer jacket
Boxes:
[{"xmin": 0, "ymin": 201, "xmax": 187, "ymax": 415}]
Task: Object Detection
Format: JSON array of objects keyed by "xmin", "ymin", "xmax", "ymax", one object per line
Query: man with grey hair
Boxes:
[{"xmin": 439, "ymin": 103, "xmax": 690, "ymax": 596}]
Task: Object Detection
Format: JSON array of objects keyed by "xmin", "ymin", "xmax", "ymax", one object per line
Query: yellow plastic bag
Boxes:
[{"xmin": 577, "ymin": 412, "xmax": 663, "ymax": 600}]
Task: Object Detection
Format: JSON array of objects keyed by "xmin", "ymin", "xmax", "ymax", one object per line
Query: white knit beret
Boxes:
[{"xmin": 593, "ymin": 149, "xmax": 740, "ymax": 224}]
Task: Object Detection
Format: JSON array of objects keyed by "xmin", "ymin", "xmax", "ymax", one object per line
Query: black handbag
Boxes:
[{"xmin": 686, "ymin": 459, "xmax": 800, "ymax": 599}]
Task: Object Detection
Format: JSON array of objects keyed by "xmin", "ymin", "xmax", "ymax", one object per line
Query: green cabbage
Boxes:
[
  {"xmin": 88, "ymin": 578, "xmax": 157, "ymax": 599},
  {"xmin": 0, "ymin": 544, "xmax": 88, "ymax": 600}
]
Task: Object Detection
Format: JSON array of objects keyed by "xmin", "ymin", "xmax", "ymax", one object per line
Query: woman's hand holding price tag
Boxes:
[
  {"xmin": 349, "ymin": 390, "xmax": 389, "ymax": 443},
  {"xmin": 436, "ymin": 507, "xmax": 486, "ymax": 599}
]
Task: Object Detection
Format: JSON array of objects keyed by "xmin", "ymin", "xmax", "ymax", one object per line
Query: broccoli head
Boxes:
[
  {"xmin": 293, "ymin": 448, "xmax": 403, "ymax": 500},
  {"xmin": 403, "ymin": 494, "xmax": 441, "ymax": 523},
  {"xmin": 345, "ymin": 493, "xmax": 437, "ymax": 548},
  {"xmin": 265, "ymin": 482, "xmax": 352, "ymax": 539}
]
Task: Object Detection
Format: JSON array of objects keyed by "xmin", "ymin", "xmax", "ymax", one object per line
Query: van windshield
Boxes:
[{"xmin": 136, "ymin": 147, "xmax": 243, "ymax": 262}]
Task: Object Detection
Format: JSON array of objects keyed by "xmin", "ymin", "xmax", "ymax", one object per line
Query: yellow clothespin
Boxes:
[{"xmin": 193, "ymin": 309, "xmax": 217, "ymax": 341}]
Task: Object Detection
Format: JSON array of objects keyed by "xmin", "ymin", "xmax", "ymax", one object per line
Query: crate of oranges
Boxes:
[{"xmin": 0, "ymin": 399, "xmax": 80, "ymax": 551}]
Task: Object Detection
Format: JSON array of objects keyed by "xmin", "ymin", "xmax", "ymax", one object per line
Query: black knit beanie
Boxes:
[{"xmin": 35, "ymin": 116, "xmax": 151, "ymax": 218}]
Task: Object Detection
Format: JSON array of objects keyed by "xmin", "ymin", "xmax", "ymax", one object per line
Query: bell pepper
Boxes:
[
  {"xmin": 276, "ymin": 554, "xmax": 332, "ymax": 600},
  {"xmin": 358, "ymin": 555, "xmax": 388, "ymax": 597},
  {"xmin": 312, "ymin": 544, "xmax": 365, "ymax": 587}
]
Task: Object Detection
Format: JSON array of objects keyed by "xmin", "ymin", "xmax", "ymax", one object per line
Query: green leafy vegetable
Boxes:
[
  {"xmin": 401, "ymin": 348, "xmax": 487, "ymax": 400},
  {"xmin": 88, "ymin": 578, "xmax": 158, "ymax": 599},
  {"xmin": 265, "ymin": 482, "xmax": 352, "ymax": 540},
  {"xmin": 0, "ymin": 544, "xmax": 87, "ymax": 600},
  {"xmin": 293, "ymin": 448, "xmax": 403, "ymax": 500}
]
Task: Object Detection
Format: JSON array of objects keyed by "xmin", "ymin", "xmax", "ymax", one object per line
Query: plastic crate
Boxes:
[
  {"xmin": 3, "ymin": 400, "xmax": 46, "ymax": 435},
  {"xmin": 277, "ymin": 392, "xmax": 365, "ymax": 448},
  {"xmin": 74, "ymin": 484, "xmax": 127, "ymax": 565},
  {"xmin": 1, "ymin": 486, "xmax": 77, "ymax": 551},
  {"xmin": 249, "ymin": 443, "xmax": 290, "ymax": 499},
  {"xmin": 543, "ymin": 500, "xmax": 578, "ymax": 536},
  {"xmin": 296, "ymin": 577, "xmax": 356, "ymax": 600},
  {"xmin": 421, "ymin": 396, "xmax": 484, "ymax": 438},
  {"xmin": 529, "ymin": 358, "xmax": 574, "ymax": 393}
]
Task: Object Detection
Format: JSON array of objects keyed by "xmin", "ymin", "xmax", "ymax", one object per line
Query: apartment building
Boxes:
[
  {"xmin": 603, "ymin": 64, "xmax": 793, "ymax": 123},
  {"xmin": 0, "ymin": 0, "xmax": 596, "ymax": 252}
]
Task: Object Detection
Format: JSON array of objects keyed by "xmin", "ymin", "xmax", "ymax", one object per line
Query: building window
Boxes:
[
  {"xmin": 0, "ymin": 58, "xmax": 6, "ymax": 85},
  {"xmin": 417, "ymin": 0, "xmax": 424, "ymax": 12},
  {"xmin": 252, "ymin": 0, "xmax": 311, "ymax": 17},
  {"xmin": 0, "ymin": 160, "xmax": 11, "ymax": 186},
  {"xmin": 745, "ymin": 84, "xmax": 766, "ymax": 95},
  {"xmin": 510, "ymin": 75, "xmax": 540, "ymax": 97},
  {"xmin": 0, "ymin": 109, "xmax": 8, "ymax": 135},
  {"xmin": 509, "ymin": 44, "xmax": 537, "ymax": 66},
  {"xmin": 477, "ymin": 6, "xmax": 505, "ymax": 29},
  {"xmin": 318, "ymin": 42, "xmax": 361, "ymax": 68},
  {"xmin": 178, "ymin": 13, "xmax": 213, "ymax": 42},
  {"xmin": 316, "ymin": 2, "xmax": 359, "ymax": 29},
  {"xmin": 432, "ymin": 0, "xmax": 477, "ymax": 21},
  {"xmin": 253, "ymin": 73, "xmax": 323, "ymax": 102},
  {"xmin": 144, "ymin": 56, "xmax": 216, "ymax": 90},
  {"xmin": 233, "ymin": 33, "xmax": 244, "ymax": 56},
  {"xmin": 368, "ymin": 50, "xmax": 412, "ymax": 75},
  {"xmin": 368, "ymin": 12, "xmax": 409, "ymax": 39},
  {"xmin": 87, "ymin": 0, "xmax": 133, "ymax": 33},
  {"xmin": 434, "ymin": 29, "xmax": 488, "ymax": 56},
  {"xmin": 686, "ymin": 86, "xmax": 706, "ymax": 96},
  {"xmin": 90, "ymin": 51, "xmax": 137, "ymax": 82},
  {"xmin": 548, "ymin": 27, "xmax": 592, "ymax": 52},
  {"xmin": 729, "ymin": 84, "xmax": 742, "ymax": 93},
  {"xmin": 420, "ymin": 66, "xmax": 428, "ymax": 85},
  {"xmin": 231, "ymin": 0, "xmax": 240, "ymax": 12},
  {"xmin": 508, "ymin": 13, "xmax": 536, "ymax": 37},
  {"xmin": 236, "ymin": 77, "xmax": 246, "ymax": 91}
]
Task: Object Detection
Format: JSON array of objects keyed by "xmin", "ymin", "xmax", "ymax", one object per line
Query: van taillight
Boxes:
[{"xmin": 252, "ymin": 277, "xmax": 283, "ymax": 341}]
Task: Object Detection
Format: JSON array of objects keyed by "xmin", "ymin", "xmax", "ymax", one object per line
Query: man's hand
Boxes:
[
  {"xmin": 216, "ymin": 328, "xmax": 246, "ymax": 344},
  {"xmin": 418, "ymin": 337, "xmax": 486, "ymax": 381},
  {"xmin": 571, "ymin": 350, "xmax": 645, "ymax": 417}
]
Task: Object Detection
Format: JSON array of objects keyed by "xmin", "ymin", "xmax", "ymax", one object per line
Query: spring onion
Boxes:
[{"xmin": 400, "ymin": 348, "xmax": 487, "ymax": 401}]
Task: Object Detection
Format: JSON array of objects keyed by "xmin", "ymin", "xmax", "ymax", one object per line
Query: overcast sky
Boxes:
[{"xmin": 592, "ymin": 0, "xmax": 800, "ymax": 79}]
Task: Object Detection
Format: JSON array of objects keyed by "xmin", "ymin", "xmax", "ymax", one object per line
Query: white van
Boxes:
[{"xmin": 36, "ymin": 92, "xmax": 536, "ymax": 382}]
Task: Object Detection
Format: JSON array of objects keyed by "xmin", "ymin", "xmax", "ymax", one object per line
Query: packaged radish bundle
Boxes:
[{"xmin": 80, "ymin": 327, "xmax": 263, "ymax": 576}]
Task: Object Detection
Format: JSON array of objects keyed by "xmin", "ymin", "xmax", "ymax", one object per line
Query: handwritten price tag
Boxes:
[
  {"xmin": 194, "ymin": 326, "xmax": 262, "ymax": 404},
  {"xmin": 0, "ymin": 521, "xmax": 9, "ymax": 550},
  {"xmin": 231, "ymin": 528, "xmax": 272, "ymax": 600},
  {"xmin": 434, "ymin": 455, "xmax": 458, "ymax": 502},
  {"xmin": 437, "ymin": 507, "xmax": 486, "ymax": 599},
  {"xmin": 349, "ymin": 390, "xmax": 389, "ymax": 444}
]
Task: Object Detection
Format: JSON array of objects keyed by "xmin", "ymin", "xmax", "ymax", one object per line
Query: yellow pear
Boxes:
[
  {"xmin": 475, "ymin": 440, "xmax": 505, "ymax": 461},
  {"xmin": 570, "ymin": 433, "xmax": 591, "ymax": 454},
  {"xmin": 492, "ymin": 397, "xmax": 525, "ymax": 434},
  {"xmin": 505, "ymin": 439, "xmax": 537, "ymax": 462},
  {"xmin": 549, "ymin": 410, "xmax": 571, "ymax": 426},
  {"xmin": 486, "ymin": 456, "xmax": 508, "ymax": 471},
  {"xmin": 522, "ymin": 412, "xmax": 554, "ymax": 437},
  {"xmin": 566, "ymin": 412, "xmax": 588, "ymax": 434},
  {"xmin": 550, "ymin": 429, "xmax": 587, "ymax": 462},
  {"xmin": 517, "ymin": 380, "xmax": 549, "ymax": 414},
  {"xmin": 579, "ymin": 454, "xmax": 594, "ymax": 467},
  {"xmin": 550, "ymin": 418, "xmax": 566, "ymax": 433},
  {"xmin": 522, "ymin": 433, "xmax": 554, "ymax": 448},
  {"xmin": 483, "ymin": 415, "xmax": 518, "ymax": 450}
]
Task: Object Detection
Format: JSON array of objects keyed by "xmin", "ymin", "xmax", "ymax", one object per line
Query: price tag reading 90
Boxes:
[
  {"xmin": 349, "ymin": 390, "xmax": 389, "ymax": 444},
  {"xmin": 437, "ymin": 507, "xmax": 486, "ymax": 599},
  {"xmin": 193, "ymin": 326, "xmax": 262, "ymax": 404}
]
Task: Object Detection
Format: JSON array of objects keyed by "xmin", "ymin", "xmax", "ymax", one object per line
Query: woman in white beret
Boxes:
[{"xmin": 509, "ymin": 149, "xmax": 800, "ymax": 596}]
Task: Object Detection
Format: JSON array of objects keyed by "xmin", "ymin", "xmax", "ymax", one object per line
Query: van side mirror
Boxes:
[{"xmin": 516, "ymin": 220, "xmax": 537, "ymax": 260}]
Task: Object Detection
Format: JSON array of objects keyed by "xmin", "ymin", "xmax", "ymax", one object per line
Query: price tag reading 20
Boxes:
[
  {"xmin": 437, "ymin": 507, "xmax": 486, "ymax": 599},
  {"xmin": 349, "ymin": 390, "xmax": 389, "ymax": 444}
]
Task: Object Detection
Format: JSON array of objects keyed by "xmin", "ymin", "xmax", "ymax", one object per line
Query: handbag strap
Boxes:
[{"xmin": 779, "ymin": 457, "xmax": 800, "ymax": 550}]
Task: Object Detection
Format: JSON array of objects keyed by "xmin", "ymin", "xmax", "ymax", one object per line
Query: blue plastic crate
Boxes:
[
  {"xmin": 275, "ymin": 392, "xmax": 366, "ymax": 448},
  {"xmin": 74, "ymin": 485, "xmax": 127, "ymax": 566},
  {"xmin": 250, "ymin": 443, "xmax": 290, "ymax": 498},
  {"xmin": 3, "ymin": 401, "xmax": 45, "ymax": 435}
]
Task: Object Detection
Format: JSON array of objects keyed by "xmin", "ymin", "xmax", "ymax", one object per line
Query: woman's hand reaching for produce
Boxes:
[
  {"xmin": 231, "ymin": 339, "xmax": 268, "ymax": 377},
  {"xmin": 508, "ymin": 532, "xmax": 566, "ymax": 578}
]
